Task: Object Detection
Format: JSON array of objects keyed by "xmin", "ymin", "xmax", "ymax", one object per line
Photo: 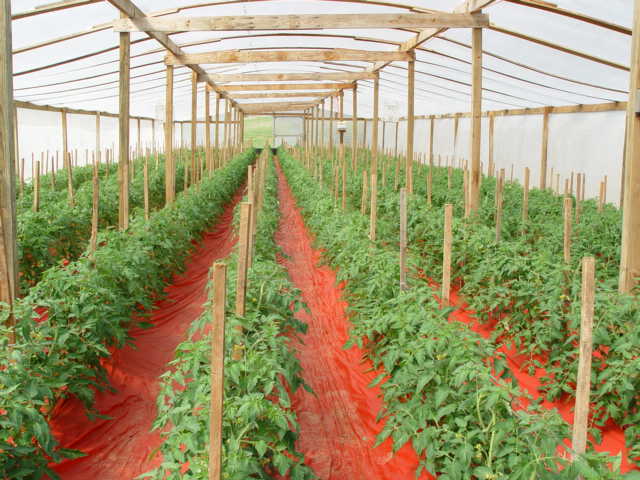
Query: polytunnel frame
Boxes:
[{"xmin": 1, "ymin": 0, "xmax": 640, "ymax": 346}]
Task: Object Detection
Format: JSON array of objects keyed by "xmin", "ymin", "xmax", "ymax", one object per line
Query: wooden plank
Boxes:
[
  {"xmin": 222, "ymin": 82, "xmax": 353, "ymax": 92},
  {"xmin": 235, "ymin": 202, "xmax": 252, "ymax": 316},
  {"xmin": 118, "ymin": 19, "xmax": 130, "ymax": 230},
  {"xmin": 210, "ymin": 72, "xmax": 377, "ymax": 82},
  {"xmin": 90, "ymin": 160, "xmax": 99, "ymax": 255},
  {"xmin": 209, "ymin": 262, "xmax": 226, "ymax": 480},
  {"xmin": 0, "ymin": 0, "xmax": 16, "ymax": 330},
  {"xmin": 469, "ymin": 25, "xmax": 482, "ymax": 212},
  {"xmin": 540, "ymin": 111, "xmax": 550, "ymax": 189},
  {"xmin": 442, "ymin": 203, "xmax": 453, "ymax": 303},
  {"xmin": 114, "ymin": 13, "xmax": 490, "ymax": 32},
  {"xmin": 563, "ymin": 197, "xmax": 572, "ymax": 264},
  {"xmin": 166, "ymin": 49, "xmax": 414, "ymax": 65},
  {"xmin": 12, "ymin": 0, "xmax": 100, "ymax": 20},
  {"xmin": 399, "ymin": 187, "xmax": 408, "ymax": 290},
  {"xmin": 229, "ymin": 91, "xmax": 333, "ymax": 99},
  {"xmin": 14, "ymin": 100, "xmax": 156, "ymax": 121},
  {"xmin": 571, "ymin": 256, "xmax": 595, "ymax": 461},
  {"xmin": 369, "ymin": 74, "xmax": 380, "ymax": 242},
  {"xmin": 620, "ymin": 0, "xmax": 640, "ymax": 293},
  {"xmin": 165, "ymin": 64, "xmax": 175, "ymax": 204},
  {"xmin": 406, "ymin": 56, "xmax": 415, "ymax": 193}
]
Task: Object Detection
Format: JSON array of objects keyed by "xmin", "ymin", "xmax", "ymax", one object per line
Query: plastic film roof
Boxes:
[{"xmin": 10, "ymin": 0, "xmax": 633, "ymax": 120}]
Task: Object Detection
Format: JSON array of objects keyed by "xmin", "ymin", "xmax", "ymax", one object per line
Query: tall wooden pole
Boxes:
[
  {"xmin": 469, "ymin": 25, "xmax": 483, "ymax": 212},
  {"xmin": 118, "ymin": 14, "xmax": 130, "ymax": 231},
  {"xmin": 406, "ymin": 54, "xmax": 415, "ymax": 193},
  {"xmin": 61, "ymin": 110, "xmax": 69, "ymax": 169},
  {"xmin": 215, "ymin": 92, "xmax": 220, "ymax": 168},
  {"xmin": 540, "ymin": 110, "xmax": 550, "ymax": 189},
  {"xmin": 620, "ymin": 0, "xmax": 640, "ymax": 293},
  {"xmin": 205, "ymin": 87, "xmax": 211, "ymax": 172},
  {"xmin": 352, "ymin": 85, "xmax": 358, "ymax": 170},
  {"xmin": 95, "ymin": 113, "xmax": 101, "ymax": 165},
  {"xmin": 164, "ymin": 64, "xmax": 175, "ymax": 204},
  {"xmin": 369, "ymin": 74, "xmax": 380, "ymax": 241},
  {"xmin": 488, "ymin": 114, "xmax": 495, "ymax": 177},
  {"xmin": 191, "ymin": 72, "xmax": 198, "ymax": 184},
  {"xmin": 0, "ymin": 0, "xmax": 18, "ymax": 330}
]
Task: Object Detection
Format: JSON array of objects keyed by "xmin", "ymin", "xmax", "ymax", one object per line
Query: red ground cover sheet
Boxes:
[
  {"xmin": 274, "ymin": 164, "xmax": 431, "ymax": 480},
  {"xmin": 446, "ymin": 289, "xmax": 638, "ymax": 473},
  {"xmin": 47, "ymin": 189, "xmax": 243, "ymax": 479}
]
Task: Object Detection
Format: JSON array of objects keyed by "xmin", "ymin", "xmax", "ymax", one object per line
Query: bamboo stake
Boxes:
[
  {"xmin": 208, "ymin": 262, "xmax": 227, "ymax": 480},
  {"xmin": 571, "ymin": 256, "xmax": 595, "ymax": 466},
  {"xmin": 400, "ymin": 187, "xmax": 408, "ymax": 291},
  {"xmin": 235, "ymin": 202, "xmax": 252, "ymax": 317},
  {"xmin": 442, "ymin": 203, "xmax": 453, "ymax": 303},
  {"xmin": 564, "ymin": 197, "xmax": 572, "ymax": 264},
  {"xmin": 32, "ymin": 160, "xmax": 40, "ymax": 212}
]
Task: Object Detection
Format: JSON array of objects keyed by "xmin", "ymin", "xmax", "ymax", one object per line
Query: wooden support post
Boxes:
[
  {"xmin": 0, "ymin": 0, "xmax": 16, "ymax": 337},
  {"xmin": 488, "ymin": 114, "xmax": 495, "ymax": 177},
  {"xmin": 50, "ymin": 154, "xmax": 55, "ymax": 188},
  {"xmin": 164, "ymin": 65, "xmax": 174, "ymax": 204},
  {"xmin": 322, "ymin": 99, "xmax": 328, "ymax": 154},
  {"xmin": 495, "ymin": 169, "xmax": 504, "ymax": 242},
  {"xmin": 369, "ymin": 74, "xmax": 380, "ymax": 242},
  {"xmin": 540, "ymin": 111, "xmax": 550, "ymax": 189},
  {"xmin": 143, "ymin": 154, "xmax": 149, "ymax": 220},
  {"xmin": 191, "ymin": 72, "xmax": 198, "ymax": 185},
  {"xmin": 576, "ymin": 173, "xmax": 582, "ymax": 223},
  {"xmin": 463, "ymin": 168, "xmax": 470, "ymax": 218},
  {"xmin": 442, "ymin": 203, "xmax": 453, "ymax": 303},
  {"xmin": 205, "ymin": 87, "xmax": 211, "ymax": 173},
  {"xmin": 469, "ymin": 25, "xmax": 482, "ymax": 213},
  {"xmin": 136, "ymin": 117, "xmax": 141, "ymax": 160},
  {"xmin": 61, "ymin": 110, "xmax": 69, "ymax": 174},
  {"xmin": 340, "ymin": 129, "xmax": 346, "ymax": 209},
  {"xmin": 65, "ymin": 152, "xmax": 74, "ymax": 206},
  {"xmin": 427, "ymin": 163, "xmax": 433, "ymax": 207},
  {"xmin": 523, "ymin": 167, "xmax": 530, "ymax": 223},
  {"xmin": 118, "ymin": 16, "xmax": 130, "ymax": 230},
  {"xmin": 32, "ymin": 160, "xmax": 40, "ymax": 212},
  {"xmin": 571, "ymin": 256, "xmax": 595, "ymax": 464},
  {"xmin": 564, "ymin": 196, "xmax": 572, "ymax": 264},
  {"xmin": 406, "ymin": 55, "xmax": 415, "ymax": 193},
  {"xmin": 361, "ymin": 169, "xmax": 368, "ymax": 214},
  {"xmin": 235, "ymin": 202, "xmax": 252, "ymax": 317},
  {"xmin": 90, "ymin": 159, "xmax": 99, "ymax": 256},
  {"xmin": 352, "ymin": 85, "xmax": 358, "ymax": 170},
  {"xmin": 209, "ymin": 262, "xmax": 226, "ymax": 480},
  {"xmin": 400, "ymin": 187, "xmax": 408, "ymax": 290},
  {"xmin": 95, "ymin": 113, "xmax": 101, "ymax": 167}
]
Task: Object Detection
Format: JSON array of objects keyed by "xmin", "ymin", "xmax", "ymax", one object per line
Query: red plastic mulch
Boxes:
[
  {"xmin": 445, "ymin": 288, "xmax": 638, "ymax": 473},
  {"xmin": 47, "ymin": 188, "xmax": 244, "ymax": 479},
  {"xmin": 274, "ymin": 163, "xmax": 430, "ymax": 480}
]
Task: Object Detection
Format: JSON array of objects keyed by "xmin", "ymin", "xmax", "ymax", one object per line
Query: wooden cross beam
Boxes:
[
  {"xmin": 220, "ymin": 82, "xmax": 353, "ymax": 91},
  {"xmin": 166, "ymin": 49, "xmax": 413, "ymax": 65},
  {"xmin": 208, "ymin": 72, "xmax": 377, "ymax": 82},
  {"xmin": 228, "ymin": 91, "xmax": 337, "ymax": 99},
  {"xmin": 241, "ymin": 103, "xmax": 319, "ymax": 113},
  {"xmin": 113, "ymin": 13, "xmax": 490, "ymax": 32}
]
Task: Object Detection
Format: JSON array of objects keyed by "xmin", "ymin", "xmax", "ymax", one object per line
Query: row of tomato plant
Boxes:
[
  {"xmin": 282, "ymin": 148, "xmax": 631, "ymax": 479},
  {"xmin": 17, "ymin": 154, "xmax": 191, "ymax": 291},
  {"xmin": 0, "ymin": 149, "xmax": 256, "ymax": 480},
  {"xmin": 317, "ymin": 148, "xmax": 639, "ymax": 466},
  {"xmin": 141, "ymin": 152, "xmax": 315, "ymax": 480}
]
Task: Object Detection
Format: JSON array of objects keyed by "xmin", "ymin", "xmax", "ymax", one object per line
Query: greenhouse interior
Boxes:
[{"xmin": 0, "ymin": 0, "xmax": 639, "ymax": 479}]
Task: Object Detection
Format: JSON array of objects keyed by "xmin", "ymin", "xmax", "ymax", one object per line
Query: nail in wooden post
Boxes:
[
  {"xmin": 495, "ymin": 169, "xmax": 504, "ymax": 242},
  {"xmin": 571, "ymin": 256, "xmax": 595, "ymax": 464},
  {"xmin": 90, "ymin": 160, "xmax": 99, "ymax": 255},
  {"xmin": 522, "ymin": 167, "xmax": 530, "ymax": 224},
  {"xmin": 143, "ymin": 154, "xmax": 149, "ymax": 220},
  {"xmin": 564, "ymin": 197, "xmax": 572, "ymax": 264},
  {"xmin": 235, "ymin": 202, "xmax": 252, "ymax": 317},
  {"xmin": 442, "ymin": 204, "xmax": 453, "ymax": 303},
  {"xmin": 400, "ymin": 188, "xmax": 408, "ymax": 291},
  {"xmin": 32, "ymin": 160, "xmax": 40, "ymax": 212},
  {"xmin": 209, "ymin": 262, "xmax": 226, "ymax": 480}
]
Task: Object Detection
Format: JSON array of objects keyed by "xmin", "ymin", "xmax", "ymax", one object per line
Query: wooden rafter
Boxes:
[
  {"xmin": 227, "ymin": 91, "xmax": 337, "ymax": 99},
  {"xmin": 113, "ymin": 13, "xmax": 489, "ymax": 32},
  {"xmin": 221, "ymin": 82, "xmax": 353, "ymax": 91},
  {"xmin": 209, "ymin": 72, "xmax": 377, "ymax": 82},
  {"xmin": 11, "ymin": 0, "xmax": 101, "ymax": 20},
  {"xmin": 166, "ymin": 49, "xmax": 413, "ymax": 65}
]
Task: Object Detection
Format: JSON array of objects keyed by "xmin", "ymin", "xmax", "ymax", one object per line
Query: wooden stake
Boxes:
[
  {"xmin": 361, "ymin": 169, "xmax": 368, "ymax": 214},
  {"xmin": 427, "ymin": 165, "xmax": 433, "ymax": 207},
  {"xmin": 369, "ymin": 174, "xmax": 378, "ymax": 241},
  {"xmin": 540, "ymin": 111, "xmax": 549, "ymax": 189},
  {"xmin": 191, "ymin": 71, "xmax": 198, "ymax": 184},
  {"xmin": 564, "ymin": 197, "xmax": 572, "ymax": 264},
  {"xmin": 205, "ymin": 87, "xmax": 211, "ymax": 173},
  {"xmin": 208, "ymin": 262, "xmax": 227, "ymax": 480},
  {"xmin": 463, "ymin": 168, "xmax": 470, "ymax": 218},
  {"xmin": 32, "ymin": 160, "xmax": 40, "ymax": 212},
  {"xmin": 235, "ymin": 202, "xmax": 252, "ymax": 317},
  {"xmin": 469, "ymin": 26, "xmax": 482, "ymax": 212},
  {"xmin": 406, "ymin": 56, "xmax": 415, "ymax": 193},
  {"xmin": 571, "ymin": 256, "xmax": 595, "ymax": 463},
  {"xmin": 369, "ymin": 74, "xmax": 380, "ymax": 241},
  {"xmin": 495, "ymin": 169, "xmax": 504, "ymax": 242},
  {"xmin": 400, "ymin": 188, "xmax": 408, "ymax": 290},
  {"xmin": 90, "ymin": 160, "xmax": 99, "ymax": 255},
  {"xmin": 143, "ymin": 154, "xmax": 149, "ymax": 220},
  {"xmin": 66, "ymin": 152, "xmax": 74, "ymax": 206},
  {"xmin": 442, "ymin": 204, "xmax": 453, "ymax": 303},
  {"xmin": 352, "ymin": 85, "xmax": 358, "ymax": 170},
  {"xmin": 576, "ymin": 173, "xmax": 582, "ymax": 223},
  {"xmin": 488, "ymin": 114, "xmax": 495, "ymax": 177},
  {"xmin": 118, "ymin": 17, "xmax": 130, "ymax": 229},
  {"xmin": 522, "ymin": 167, "xmax": 530, "ymax": 224}
]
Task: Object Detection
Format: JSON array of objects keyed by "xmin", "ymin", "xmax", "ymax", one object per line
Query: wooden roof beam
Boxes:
[
  {"xmin": 167, "ymin": 49, "xmax": 413, "ymax": 65},
  {"xmin": 228, "ymin": 91, "xmax": 338, "ymax": 99},
  {"xmin": 221, "ymin": 82, "xmax": 353, "ymax": 91},
  {"xmin": 208, "ymin": 72, "xmax": 377, "ymax": 82},
  {"xmin": 113, "ymin": 13, "xmax": 489, "ymax": 32}
]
